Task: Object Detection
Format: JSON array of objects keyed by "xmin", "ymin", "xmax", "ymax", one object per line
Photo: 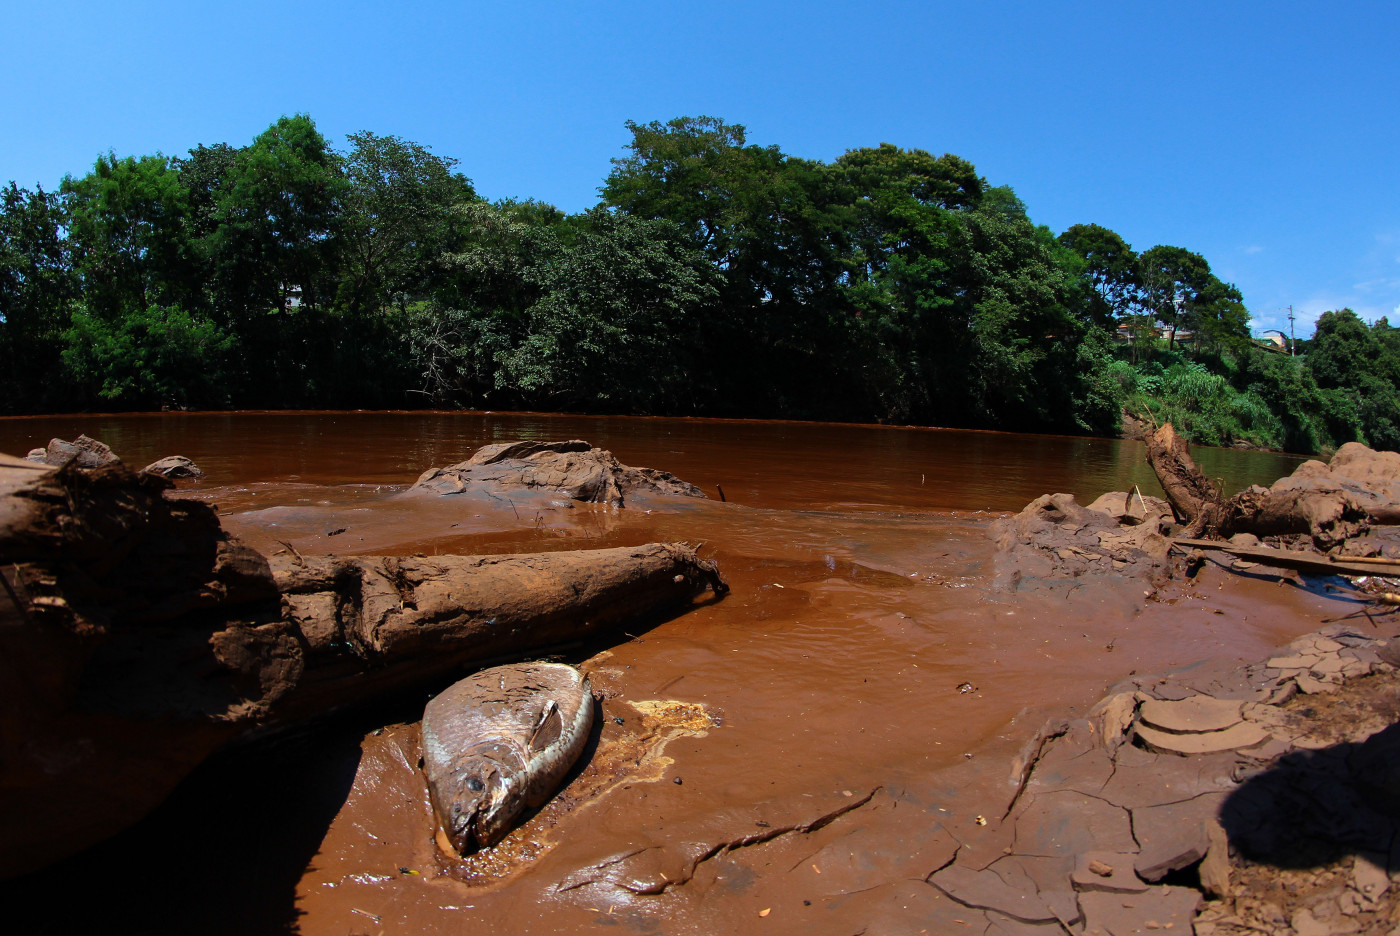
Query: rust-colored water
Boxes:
[{"xmin": 0, "ymin": 413, "xmax": 1328, "ymax": 935}]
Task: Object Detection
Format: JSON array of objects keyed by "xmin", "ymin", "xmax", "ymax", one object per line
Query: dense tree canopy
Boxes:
[{"xmin": 0, "ymin": 113, "xmax": 1393, "ymax": 453}]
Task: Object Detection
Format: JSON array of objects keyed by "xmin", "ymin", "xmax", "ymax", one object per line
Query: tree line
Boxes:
[{"xmin": 2, "ymin": 114, "xmax": 1396, "ymax": 453}]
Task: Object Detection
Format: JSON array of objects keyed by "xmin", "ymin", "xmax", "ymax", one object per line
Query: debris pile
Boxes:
[
  {"xmin": 1147, "ymin": 425, "xmax": 1400, "ymax": 552},
  {"xmin": 993, "ymin": 427, "xmax": 1400, "ymax": 589},
  {"xmin": 990, "ymin": 488, "xmax": 1176, "ymax": 591}
]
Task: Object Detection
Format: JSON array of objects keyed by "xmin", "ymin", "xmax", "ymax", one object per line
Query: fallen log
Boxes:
[
  {"xmin": 0, "ymin": 452, "xmax": 726, "ymax": 878},
  {"xmin": 1170, "ymin": 537, "xmax": 1400, "ymax": 578},
  {"xmin": 269, "ymin": 543, "xmax": 727, "ymax": 725}
]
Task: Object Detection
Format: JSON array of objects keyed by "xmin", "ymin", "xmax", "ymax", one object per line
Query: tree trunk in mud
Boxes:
[
  {"xmin": 268, "ymin": 545, "xmax": 727, "ymax": 725},
  {"xmin": 1143, "ymin": 423, "xmax": 1232, "ymax": 537},
  {"xmin": 1144, "ymin": 424, "xmax": 1387, "ymax": 548},
  {"xmin": 0, "ymin": 454, "xmax": 725, "ymax": 879}
]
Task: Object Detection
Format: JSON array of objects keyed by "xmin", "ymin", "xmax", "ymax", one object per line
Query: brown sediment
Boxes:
[
  {"xmin": 0, "ymin": 448, "xmax": 725, "ymax": 879},
  {"xmin": 943, "ymin": 615, "xmax": 1400, "ymax": 936},
  {"xmin": 0, "ymin": 414, "xmax": 1348, "ymax": 936}
]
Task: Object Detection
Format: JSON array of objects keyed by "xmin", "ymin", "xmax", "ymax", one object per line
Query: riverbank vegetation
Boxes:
[{"xmin": 3, "ymin": 115, "xmax": 1397, "ymax": 454}]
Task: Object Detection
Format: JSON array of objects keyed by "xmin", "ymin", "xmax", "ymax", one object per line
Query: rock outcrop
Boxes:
[
  {"xmin": 0, "ymin": 451, "xmax": 727, "ymax": 878},
  {"xmin": 141, "ymin": 454, "xmax": 204, "ymax": 479},
  {"xmin": 409, "ymin": 440, "xmax": 707, "ymax": 507},
  {"xmin": 24, "ymin": 435, "xmax": 204, "ymax": 479}
]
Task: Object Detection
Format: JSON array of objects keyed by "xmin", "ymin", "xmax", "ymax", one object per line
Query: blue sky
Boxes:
[{"xmin": 4, "ymin": 0, "xmax": 1396, "ymax": 339}]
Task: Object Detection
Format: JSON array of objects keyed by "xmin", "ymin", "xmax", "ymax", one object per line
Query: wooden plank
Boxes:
[{"xmin": 1171, "ymin": 537, "xmax": 1399, "ymax": 578}]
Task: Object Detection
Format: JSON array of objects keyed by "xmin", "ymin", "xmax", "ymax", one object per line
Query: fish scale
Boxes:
[{"xmin": 422, "ymin": 662, "xmax": 594, "ymax": 854}]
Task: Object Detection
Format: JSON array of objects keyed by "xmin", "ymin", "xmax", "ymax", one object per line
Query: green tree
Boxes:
[
  {"xmin": 203, "ymin": 115, "xmax": 345, "ymax": 322},
  {"xmin": 1058, "ymin": 223, "xmax": 1139, "ymax": 326},
  {"xmin": 174, "ymin": 142, "xmax": 242, "ymax": 243},
  {"xmin": 602, "ymin": 117, "xmax": 849, "ymax": 417},
  {"xmin": 337, "ymin": 131, "xmax": 475, "ymax": 315},
  {"xmin": 60, "ymin": 303, "xmax": 234, "ymax": 408},
  {"xmin": 1136, "ymin": 245, "xmax": 1210, "ymax": 350},
  {"xmin": 61, "ymin": 153, "xmax": 197, "ymax": 319},
  {"xmin": 0, "ymin": 183, "xmax": 75, "ymax": 410},
  {"xmin": 1306, "ymin": 309, "xmax": 1400, "ymax": 450},
  {"xmin": 1132, "ymin": 245, "xmax": 1252, "ymax": 359},
  {"xmin": 498, "ymin": 208, "xmax": 720, "ymax": 410},
  {"xmin": 832, "ymin": 143, "xmax": 983, "ymax": 211}
]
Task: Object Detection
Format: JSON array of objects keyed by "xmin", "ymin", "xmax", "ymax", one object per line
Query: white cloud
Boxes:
[
  {"xmin": 1257, "ymin": 232, "xmax": 1400, "ymax": 335},
  {"xmin": 1244, "ymin": 245, "xmax": 1264, "ymax": 255}
]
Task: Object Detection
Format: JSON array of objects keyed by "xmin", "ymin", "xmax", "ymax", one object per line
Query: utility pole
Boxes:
[{"xmin": 1287, "ymin": 305, "xmax": 1296, "ymax": 356}]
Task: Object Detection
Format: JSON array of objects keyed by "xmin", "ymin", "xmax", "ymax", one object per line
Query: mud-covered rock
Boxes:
[
  {"xmin": 963, "ymin": 608, "xmax": 1400, "ymax": 936},
  {"xmin": 1233, "ymin": 441, "xmax": 1400, "ymax": 549},
  {"xmin": 141, "ymin": 455, "xmax": 204, "ymax": 479},
  {"xmin": 25, "ymin": 434, "xmax": 121, "ymax": 468},
  {"xmin": 989, "ymin": 490, "xmax": 1174, "ymax": 591},
  {"xmin": 410, "ymin": 439, "xmax": 706, "ymax": 508}
]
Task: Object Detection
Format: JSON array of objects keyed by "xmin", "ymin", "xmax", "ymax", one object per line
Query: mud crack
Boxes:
[{"xmin": 637, "ymin": 787, "xmax": 881, "ymax": 895}]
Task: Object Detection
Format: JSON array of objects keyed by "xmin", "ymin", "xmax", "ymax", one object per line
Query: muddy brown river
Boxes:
[{"xmin": 0, "ymin": 412, "xmax": 1332, "ymax": 935}]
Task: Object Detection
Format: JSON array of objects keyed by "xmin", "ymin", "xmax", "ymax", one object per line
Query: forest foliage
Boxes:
[{"xmin": 2, "ymin": 114, "xmax": 1396, "ymax": 454}]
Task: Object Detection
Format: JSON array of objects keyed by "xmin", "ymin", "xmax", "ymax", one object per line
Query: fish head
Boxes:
[
  {"xmin": 471, "ymin": 766, "xmax": 525, "ymax": 847},
  {"xmin": 439, "ymin": 758, "xmax": 515, "ymax": 853}
]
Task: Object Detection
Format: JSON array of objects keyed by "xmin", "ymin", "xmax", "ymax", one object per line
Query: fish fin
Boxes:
[{"xmin": 528, "ymin": 700, "xmax": 562, "ymax": 754}]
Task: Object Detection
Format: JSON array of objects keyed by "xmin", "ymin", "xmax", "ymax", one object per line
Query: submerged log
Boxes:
[{"xmin": 0, "ymin": 452, "xmax": 726, "ymax": 878}]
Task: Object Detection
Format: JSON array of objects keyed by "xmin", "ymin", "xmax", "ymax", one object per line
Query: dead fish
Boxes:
[{"xmin": 421, "ymin": 662, "xmax": 594, "ymax": 853}]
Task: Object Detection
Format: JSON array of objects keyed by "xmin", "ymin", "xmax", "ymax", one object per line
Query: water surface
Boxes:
[{"xmin": 0, "ymin": 412, "xmax": 1325, "ymax": 935}]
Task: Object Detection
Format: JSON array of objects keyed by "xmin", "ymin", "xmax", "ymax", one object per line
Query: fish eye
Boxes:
[{"xmin": 466, "ymin": 777, "xmax": 484, "ymax": 792}]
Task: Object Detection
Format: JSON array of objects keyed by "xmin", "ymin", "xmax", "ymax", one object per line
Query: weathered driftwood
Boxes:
[
  {"xmin": 1143, "ymin": 424, "xmax": 1233, "ymax": 538},
  {"xmin": 0, "ymin": 453, "xmax": 726, "ymax": 878},
  {"xmin": 1170, "ymin": 537, "xmax": 1400, "ymax": 578},
  {"xmin": 1144, "ymin": 425, "xmax": 1400, "ymax": 548}
]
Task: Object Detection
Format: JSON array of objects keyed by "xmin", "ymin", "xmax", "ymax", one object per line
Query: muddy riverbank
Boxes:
[{"xmin": 0, "ymin": 413, "xmax": 1333, "ymax": 935}]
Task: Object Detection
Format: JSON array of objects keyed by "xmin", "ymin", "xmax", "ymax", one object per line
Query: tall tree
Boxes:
[
  {"xmin": 175, "ymin": 143, "xmax": 242, "ymax": 242},
  {"xmin": 497, "ymin": 208, "xmax": 720, "ymax": 410},
  {"xmin": 203, "ymin": 115, "xmax": 345, "ymax": 322},
  {"xmin": 61, "ymin": 153, "xmax": 196, "ymax": 319},
  {"xmin": 337, "ymin": 132, "xmax": 475, "ymax": 315},
  {"xmin": 1058, "ymin": 223, "xmax": 1139, "ymax": 326},
  {"xmin": 1136, "ymin": 245, "xmax": 1208, "ymax": 350},
  {"xmin": 1305, "ymin": 310, "xmax": 1400, "ymax": 450},
  {"xmin": 0, "ymin": 184, "xmax": 75, "ymax": 410},
  {"xmin": 602, "ymin": 116, "xmax": 848, "ymax": 416}
]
